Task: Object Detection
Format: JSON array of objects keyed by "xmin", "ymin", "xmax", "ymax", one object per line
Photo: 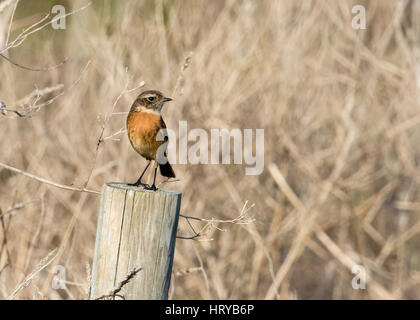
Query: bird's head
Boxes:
[{"xmin": 130, "ymin": 90, "xmax": 172, "ymax": 114}]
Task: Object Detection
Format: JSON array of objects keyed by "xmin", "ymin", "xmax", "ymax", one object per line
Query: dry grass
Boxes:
[{"xmin": 0, "ymin": 0, "xmax": 419, "ymax": 299}]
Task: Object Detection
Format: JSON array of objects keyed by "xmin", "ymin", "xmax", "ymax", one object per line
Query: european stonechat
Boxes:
[{"xmin": 126, "ymin": 90, "xmax": 175, "ymax": 191}]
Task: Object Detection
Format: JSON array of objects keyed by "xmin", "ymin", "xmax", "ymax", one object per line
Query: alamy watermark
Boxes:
[
  {"xmin": 51, "ymin": 265, "xmax": 67, "ymax": 290},
  {"xmin": 351, "ymin": 264, "xmax": 366, "ymax": 290},
  {"xmin": 155, "ymin": 121, "xmax": 264, "ymax": 175},
  {"xmin": 51, "ymin": 5, "xmax": 66, "ymax": 30},
  {"xmin": 352, "ymin": 5, "xmax": 366, "ymax": 30}
]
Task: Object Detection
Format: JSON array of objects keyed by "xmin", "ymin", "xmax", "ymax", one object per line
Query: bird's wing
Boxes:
[
  {"xmin": 155, "ymin": 116, "xmax": 170, "ymax": 163},
  {"xmin": 158, "ymin": 116, "xmax": 169, "ymax": 143}
]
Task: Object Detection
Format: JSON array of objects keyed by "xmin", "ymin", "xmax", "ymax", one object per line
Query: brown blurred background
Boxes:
[{"xmin": 0, "ymin": 0, "xmax": 419, "ymax": 299}]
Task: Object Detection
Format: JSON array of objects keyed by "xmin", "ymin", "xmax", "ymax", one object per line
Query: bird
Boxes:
[{"xmin": 126, "ymin": 90, "xmax": 175, "ymax": 191}]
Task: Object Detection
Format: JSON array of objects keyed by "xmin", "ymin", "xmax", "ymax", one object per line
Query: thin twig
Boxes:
[
  {"xmin": 98, "ymin": 127, "xmax": 127, "ymax": 144},
  {"xmin": 5, "ymin": 0, "xmax": 18, "ymax": 45},
  {"xmin": 0, "ymin": 197, "xmax": 43, "ymax": 218},
  {"xmin": 171, "ymin": 52, "xmax": 193, "ymax": 97},
  {"xmin": 0, "ymin": 53, "xmax": 68, "ymax": 71},
  {"xmin": 177, "ymin": 201, "xmax": 255, "ymax": 240},
  {"xmin": 0, "ymin": 211, "xmax": 11, "ymax": 269},
  {"xmin": 0, "ymin": 2, "xmax": 92, "ymax": 54},
  {"xmin": 85, "ymin": 263, "xmax": 92, "ymax": 300},
  {"xmin": 1, "ymin": 60, "xmax": 91, "ymax": 119},
  {"xmin": 95, "ymin": 267, "xmax": 142, "ymax": 300},
  {"xmin": 0, "ymin": 161, "xmax": 100, "ymax": 195},
  {"xmin": 7, "ymin": 248, "xmax": 58, "ymax": 300}
]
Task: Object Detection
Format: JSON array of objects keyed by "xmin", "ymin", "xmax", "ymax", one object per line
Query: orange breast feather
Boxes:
[{"xmin": 127, "ymin": 112, "xmax": 165, "ymax": 161}]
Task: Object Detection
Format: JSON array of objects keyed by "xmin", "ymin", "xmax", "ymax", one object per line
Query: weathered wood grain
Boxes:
[{"xmin": 90, "ymin": 182, "xmax": 182, "ymax": 300}]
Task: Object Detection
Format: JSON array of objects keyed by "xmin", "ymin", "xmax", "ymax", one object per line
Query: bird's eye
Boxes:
[{"xmin": 147, "ymin": 97, "xmax": 155, "ymax": 102}]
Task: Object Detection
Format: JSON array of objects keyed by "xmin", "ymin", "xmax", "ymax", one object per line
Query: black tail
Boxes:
[{"xmin": 159, "ymin": 161, "xmax": 175, "ymax": 178}]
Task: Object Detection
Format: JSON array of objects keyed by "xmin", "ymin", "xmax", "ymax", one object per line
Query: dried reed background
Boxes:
[{"xmin": 0, "ymin": 0, "xmax": 419, "ymax": 299}]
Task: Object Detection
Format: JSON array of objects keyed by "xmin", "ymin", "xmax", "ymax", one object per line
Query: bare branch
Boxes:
[
  {"xmin": 0, "ymin": 161, "xmax": 100, "ymax": 195},
  {"xmin": 5, "ymin": 0, "xmax": 18, "ymax": 45},
  {"xmin": 0, "ymin": 2, "xmax": 92, "ymax": 54},
  {"xmin": 95, "ymin": 267, "xmax": 142, "ymax": 300},
  {"xmin": 1, "ymin": 60, "xmax": 91, "ymax": 119},
  {"xmin": 0, "ymin": 53, "xmax": 68, "ymax": 71},
  {"xmin": 0, "ymin": 196, "xmax": 43, "ymax": 218},
  {"xmin": 177, "ymin": 201, "xmax": 255, "ymax": 240},
  {"xmin": 98, "ymin": 127, "xmax": 127, "ymax": 144}
]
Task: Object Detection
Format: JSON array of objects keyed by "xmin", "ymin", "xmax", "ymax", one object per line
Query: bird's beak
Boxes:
[{"xmin": 163, "ymin": 97, "xmax": 173, "ymax": 103}]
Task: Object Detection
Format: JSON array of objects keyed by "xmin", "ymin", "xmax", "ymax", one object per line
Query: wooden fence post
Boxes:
[{"xmin": 89, "ymin": 182, "xmax": 182, "ymax": 300}]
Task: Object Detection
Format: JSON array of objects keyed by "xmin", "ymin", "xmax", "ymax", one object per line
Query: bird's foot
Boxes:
[{"xmin": 143, "ymin": 184, "xmax": 157, "ymax": 191}]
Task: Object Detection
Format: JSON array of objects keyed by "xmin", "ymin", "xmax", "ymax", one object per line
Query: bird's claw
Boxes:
[{"xmin": 143, "ymin": 184, "xmax": 157, "ymax": 191}]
